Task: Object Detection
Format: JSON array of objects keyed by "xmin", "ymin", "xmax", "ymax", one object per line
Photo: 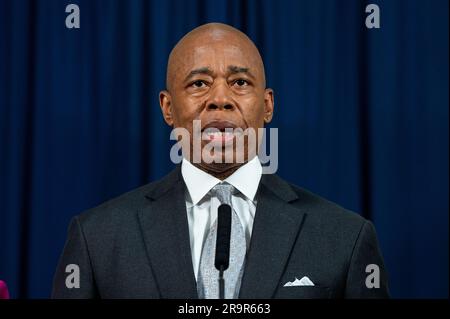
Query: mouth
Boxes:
[{"xmin": 201, "ymin": 120, "xmax": 242, "ymax": 143}]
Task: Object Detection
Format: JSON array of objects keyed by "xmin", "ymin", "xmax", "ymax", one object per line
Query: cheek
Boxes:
[
  {"xmin": 172, "ymin": 96, "xmax": 204, "ymax": 124},
  {"xmin": 239, "ymin": 96, "xmax": 266, "ymax": 125}
]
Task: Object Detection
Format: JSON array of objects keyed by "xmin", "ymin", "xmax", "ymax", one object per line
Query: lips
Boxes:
[
  {"xmin": 201, "ymin": 120, "xmax": 242, "ymax": 143},
  {"xmin": 202, "ymin": 120, "xmax": 239, "ymax": 132}
]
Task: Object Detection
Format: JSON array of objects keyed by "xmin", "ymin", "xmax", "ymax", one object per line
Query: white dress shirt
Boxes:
[{"xmin": 181, "ymin": 156, "xmax": 262, "ymax": 281}]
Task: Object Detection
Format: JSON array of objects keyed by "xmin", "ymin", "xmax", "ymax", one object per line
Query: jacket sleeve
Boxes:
[
  {"xmin": 344, "ymin": 220, "xmax": 390, "ymax": 298},
  {"xmin": 51, "ymin": 216, "xmax": 99, "ymax": 298}
]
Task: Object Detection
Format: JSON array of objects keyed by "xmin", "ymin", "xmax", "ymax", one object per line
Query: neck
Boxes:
[{"xmin": 194, "ymin": 162, "xmax": 244, "ymax": 180}]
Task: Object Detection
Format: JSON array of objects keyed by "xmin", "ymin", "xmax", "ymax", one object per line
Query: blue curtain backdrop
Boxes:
[{"xmin": 0, "ymin": 0, "xmax": 448, "ymax": 298}]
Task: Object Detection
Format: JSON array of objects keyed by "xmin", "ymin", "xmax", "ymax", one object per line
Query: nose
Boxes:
[{"xmin": 206, "ymin": 81, "xmax": 235, "ymax": 111}]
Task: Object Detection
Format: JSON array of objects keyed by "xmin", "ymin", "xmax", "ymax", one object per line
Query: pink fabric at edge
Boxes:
[{"xmin": 0, "ymin": 280, "xmax": 10, "ymax": 299}]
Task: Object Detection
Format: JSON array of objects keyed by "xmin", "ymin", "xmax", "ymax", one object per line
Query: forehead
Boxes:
[
  {"xmin": 171, "ymin": 37, "xmax": 263, "ymax": 80},
  {"xmin": 189, "ymin": 45, "xmax": 253, "ymax": 70}
]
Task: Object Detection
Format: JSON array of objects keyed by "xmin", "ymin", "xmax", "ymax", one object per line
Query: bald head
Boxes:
[
  {"xmin": 166, "ymin": 23, "xmax": 266, "ymax": 91},
  {"xmin": 159, "ymin": 23, "xmax": 274, "ymax": 178}
]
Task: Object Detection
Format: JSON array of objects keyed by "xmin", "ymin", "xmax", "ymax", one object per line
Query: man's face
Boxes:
[{"xmin": 160, "ymin": 27, "xmax": 274, "ymax": 174}]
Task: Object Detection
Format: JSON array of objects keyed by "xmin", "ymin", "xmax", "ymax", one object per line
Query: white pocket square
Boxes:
[{"xmin": 283, "ymin": 276, "xmax": 315, "ymax": 287}]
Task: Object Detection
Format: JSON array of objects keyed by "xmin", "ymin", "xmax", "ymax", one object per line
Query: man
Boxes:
[{"xmin": 52, "ymin": 23, "xmax": 389, "ymax": 298}]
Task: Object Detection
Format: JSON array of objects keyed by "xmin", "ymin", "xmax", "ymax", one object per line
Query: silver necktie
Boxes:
[{"xmin": 197, "ymin": 183, "xmax": 247, "ymax": 299}]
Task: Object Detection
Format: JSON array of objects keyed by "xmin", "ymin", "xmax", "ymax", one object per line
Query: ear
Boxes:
[
  {"xmin": 159, "ymin": 90, "xmax": 174, "ymax": 126},
  {"xmin": 263, "ymin": 88, "xmax": 274, "ymax": 124}
]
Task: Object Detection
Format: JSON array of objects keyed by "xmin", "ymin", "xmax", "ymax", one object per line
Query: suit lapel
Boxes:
[
  {"xmin": 137, "ymin": 166, "xmax": 306, "ymax": 299},
  {"xmin": 138, "ymin": 167, "xmax": 198, "ymax": 298},
  {"xmin": 239, "ymin": 174, "xmax": 306, "ymax": 299}
]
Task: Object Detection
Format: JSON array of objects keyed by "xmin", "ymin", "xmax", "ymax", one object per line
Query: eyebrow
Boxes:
[
  {"xmin": 227, "ymin": 65, "xmax": 255, "ymax": 79},
  {"xmin": 183, "ymin": 65, "xmax": 256, "ymax": 83},
  {"xmin": 184, "ymin": 67, "xmax": 214, "ymax": 83}
]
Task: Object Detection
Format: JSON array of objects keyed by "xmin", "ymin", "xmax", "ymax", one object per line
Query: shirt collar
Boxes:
[{"xmin": 181, "ymin": 156, "xmax": 262, "ymax": 206}]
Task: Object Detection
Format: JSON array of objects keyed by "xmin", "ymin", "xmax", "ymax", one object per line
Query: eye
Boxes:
[
  {"xmin": 191, "ymin": 80, "xmax": 207, "ymax": 88},
  {"xmin": 233, "ymin": 79, "xmax": 249, "ymax": 87}
]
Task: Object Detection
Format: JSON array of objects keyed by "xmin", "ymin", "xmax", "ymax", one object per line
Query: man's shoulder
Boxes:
[
  {"xmin": 292, "ymin": 183, "xmax": 364, "ymax": 220},
  {"xmin": 75, "ymin": 166, "xmax": 181, "ymax": 228},
  {"xmin": 265, "ymin": 173, "xmax": 368, "ymax": 231}
]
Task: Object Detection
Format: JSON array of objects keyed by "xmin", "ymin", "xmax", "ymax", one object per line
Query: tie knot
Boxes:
[{"xmin": 211, "ymin": 183, "xmax": 234, "ymax": 205}]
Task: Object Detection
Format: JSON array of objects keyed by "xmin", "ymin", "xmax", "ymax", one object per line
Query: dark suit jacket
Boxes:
[{"xmin": 52, "ymin": 166, "xmax": 389, "ymax": 298}]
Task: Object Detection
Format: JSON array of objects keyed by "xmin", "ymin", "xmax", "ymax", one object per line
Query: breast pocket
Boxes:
[{"xmin": 275, "ymin": 286, "xmax": 332, "ymax": 299}]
